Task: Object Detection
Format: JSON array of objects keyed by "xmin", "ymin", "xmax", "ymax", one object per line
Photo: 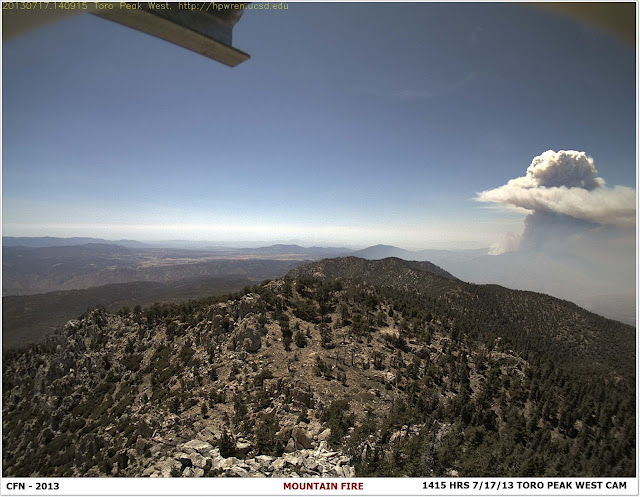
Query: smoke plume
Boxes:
[{"xmin": 477, "ymin": 150, "xmax": 636, "ymax": 254}]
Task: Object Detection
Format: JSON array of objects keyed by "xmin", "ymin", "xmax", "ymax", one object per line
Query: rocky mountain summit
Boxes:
[{"xmin": 3, "ymin": 257, "xmax": 635, "ymax": 477}]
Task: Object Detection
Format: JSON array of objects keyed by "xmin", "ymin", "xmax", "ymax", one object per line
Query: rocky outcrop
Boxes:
[
  {"xmin": 227, "ymin": 314, "xmax": 264, "ymax": 353},
  {"xmin": 263, "ymin": 378, "xmax": 314, "ymax": 409},
  {"xmin": 142, "ymin": 440, "xmax": 355, "ymax": 478},
  {"xmin": 291, "ymin": 426, "xmax": 313, "ymax": 450}
]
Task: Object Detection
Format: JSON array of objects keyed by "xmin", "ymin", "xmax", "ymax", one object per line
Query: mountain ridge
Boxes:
[
  {"xmin": 288, "ymin": 257, "xmax": 634, "ymax": 378},
  {"xmin": 350, "ymin": 244, "xmax": 635, "ymax": 326},
  {"xmin": 2, "ymin": 256, "xmax": 634, "ymax": 477},
  {"xmin": 288, "ymin": 256, "xmax": 458, "ymax": 285}
]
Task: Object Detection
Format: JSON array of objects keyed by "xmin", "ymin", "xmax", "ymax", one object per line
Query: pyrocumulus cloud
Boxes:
[{"xmin": 477, "ymin": 150, "xmax": 636, "ymax": 254}]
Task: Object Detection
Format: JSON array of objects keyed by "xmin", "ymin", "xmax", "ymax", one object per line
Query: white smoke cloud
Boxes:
[
  {"xmin": 488, "ymin": 232, "xmax": 521, "ymax": 255},
  {"xmin": 476, "ymin": 150, "xmax": 636, "ymax": 254},
  {"xmin": 524, "ymin": 150, "xmax": 604, "ymax": 190},
  {"xmin": 479, "ymin": 183, "xmax": 635, "ymax": 226}
]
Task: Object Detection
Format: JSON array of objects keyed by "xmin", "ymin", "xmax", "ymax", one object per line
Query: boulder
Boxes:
[
  {"xmin": 156, "ymin": 458, "xmax": 180, "ymax": 478},
  {"xmin": 307, "ymin": 420, "xmax": 323, "ymax": 437},
  {"xmin": 190, "ymin": 453, "xmax": 207, "ymax": 468},
  {"xmin": 317, "ymin": 429, "xmax": 331, "ymax": 442},
  {"xmin": 334, "ymin": 464, "xmax": 347, "ymax": 477},
  {"xmin": 221, "ymin": 456, "xmax": 242, "ymax": 468},
  {"xmin": 226, "ymin": 466, "xmax": 250, "ymax": 477},
  {"xmin": 149, "ymin": 444, "xmax": 164, "ymax": 457},
  {"xmin": 255, "ymin": 455, "xmax": 274, "ymax": 465},
  {"xmin": 291, "ymin": 427, "xmax": 313, "ymax": 450},
  {"xmin": 228, "ymin": 326, "xmax": 262, "ymax": 353},
  {"xmin": 182, "ymin": 440, "xmax": 213, "ymax": 455},
  {"xmin": 209, "ymin": 455, "xmax": 225, "ymax": 471},
  {"xmin": 284, "ymin": 438, "xmax": 296, "ymax": 453},
  {"xmin": 291, "ymin": 387, "xmax": 314, "ymax": 409},
  {"xmin": 283, "ymin": 453, "xmax": 301, "ymax": 466},
  {"xmin": 237, "ymin": 294, "xmax": 264, "ymax": 317},
  {"xmin": 303, "ymin": 457, "xmax": 319, "ymax": 471},
  {"xmin": 141, "ymin": 467, "xmax": 156, "ymax": 477}
]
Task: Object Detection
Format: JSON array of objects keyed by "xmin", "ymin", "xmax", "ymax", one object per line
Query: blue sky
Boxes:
[{"xmin": 2, "ymin": 3, "xmax": 636, "ymax": 248}]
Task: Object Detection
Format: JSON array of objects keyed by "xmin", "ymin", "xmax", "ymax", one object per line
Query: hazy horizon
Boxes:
[
  {"xmin": 1, "ymin": 233, "xmax": 492, "ymax": 252},
  {"xmin": 2, "ymin": 232, "xmax": 634, "ymax": 326}
]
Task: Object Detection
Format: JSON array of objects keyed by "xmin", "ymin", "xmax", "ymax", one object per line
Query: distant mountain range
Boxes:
[
  {"xmin": 2, "ymin": 236, "xmax": 150, "ymax": 249},
  {"xmin": 352, "ymin": 243, "xmax": 487, "ymax": 260},
  {"xmin": 2, "ymin": 237, "xmax": 355, "ymax": 254},
  {"xmin": 3, "ymin": 238, "xmax": 634, "ymax": 325},
  {"xmin": 2, "ymin": 245, "xmax": 300, "ymax": 296},
  {"xmin": 1, "ymin": 237, "xmax": 482, "ymax": 263}
]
